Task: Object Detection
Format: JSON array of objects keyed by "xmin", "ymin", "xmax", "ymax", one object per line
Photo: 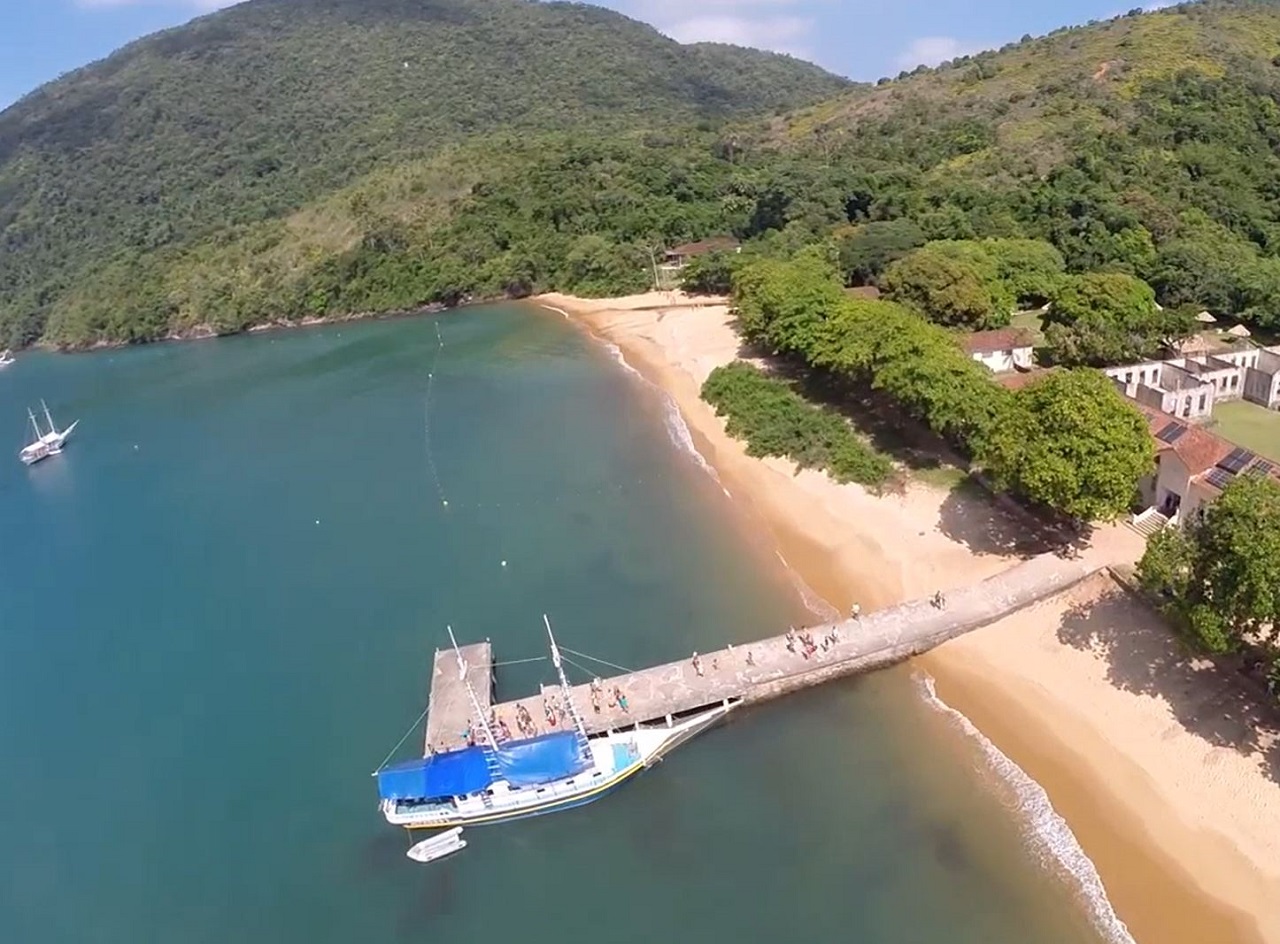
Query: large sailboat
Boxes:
[
  {"xmin": 377, "ymin": 617, "xmax": 736, "ymax": 830},
  {"xmin": 19, "ymin": 400, "xmax": 78, "ymax": 466}
]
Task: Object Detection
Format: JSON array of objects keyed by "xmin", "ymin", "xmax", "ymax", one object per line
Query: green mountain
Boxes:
[
  {"xmin": 14, "ymin": 0, "xmax": 1280, "ymax": 349},
  {"xmin": 0, "ymin": 0, "xmax": 846, "ymax": 346}
]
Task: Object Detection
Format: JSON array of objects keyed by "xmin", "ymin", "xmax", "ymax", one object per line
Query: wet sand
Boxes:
[{"xmin": 539, "ymin": 290, "xmax": 1280, "ymax": 943}]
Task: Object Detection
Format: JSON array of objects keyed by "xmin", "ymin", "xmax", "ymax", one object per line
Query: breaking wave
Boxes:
[
  {"xmin": 599, "ymin": 340, "xmax": 717, "ymax": 480},
  {"xmin": 914, "ymin": 671, "xmax": 1136, "ymax": 944}
]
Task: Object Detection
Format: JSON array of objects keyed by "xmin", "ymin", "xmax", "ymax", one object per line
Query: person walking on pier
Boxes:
[
  {"xmin": 692, "ymin": 651, "xmax": 704, "ymax": 677},
  {"xmin": 615, "ymin": 687, "xmax": 629, "ymax": 713}
]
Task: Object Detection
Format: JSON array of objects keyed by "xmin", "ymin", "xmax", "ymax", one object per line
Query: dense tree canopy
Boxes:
[
  {"xmin": 680, "ymin": 251, "xmax": 740, "ymax": 295},
  {"xmin": 727, "ymin": 254, "xmax": 1154, "ymax": 520},
  {"xmin": 881, "ymin": 245, "xmax": 1011, "ymax": 329},
  {"xmin": 835, "ymin": 220, "xmax": 927, "ymax": 286},
  {"xmin": 13, "ymin": 1, "xmax": 1280, "ymax": 348},
  {"xmin": 0, "ymin": 0, "xmax": 847, "ymax": 347},
  {"xmin": 1043, "ymin": 273, "xmax": 1193, "ymax": 367},
  {"xmin": 978, "ymin": 369, "xmax": 1155, "ymax": 521},
  {"xmin": 701, "ymin": 362, "xmax": 894, "ymax": 488}
]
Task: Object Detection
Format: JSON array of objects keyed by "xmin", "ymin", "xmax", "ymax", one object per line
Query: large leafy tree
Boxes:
[
  {"xmin": 1138, "ymin": 474, "xmax": 1280, "ymax": 653},
  {"xmin": 1042, "ymin": 272, "xmax": 1192, "ymax": 367},
  {"xmin": 881, "ymin": 244, "xmax": 1010, "ymax": 328},
  {"xmin": 680, "ymin": 251, "xmax": 740, "ymax": 295},
  {"xmin": 981, "ymin": 238, "xmax": 1065, "ymax": 307},
  {"xmin": 835, "ymin": 220, "xmax": 927, "ymax": 286},
  {"xmin": 979, "ymin": 369, "xmax": 1155, "ymax": 521},
  {"xmin": 731, "ymin": 248, "xmax": 845, "ymax": 354}
]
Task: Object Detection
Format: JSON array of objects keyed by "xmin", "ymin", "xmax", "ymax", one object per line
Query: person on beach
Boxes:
[
  {"xmin": 616, "ymin": 688, "xmax": 629, "ymax": 713},
  {"xmin": 850, "ymin": 602, "xmax": 861, "ymax": 620},
  {"xmin": 692, "ymin": 652, "xmax": 704, "ymax": 676},
  {"xmin": 745, "ymin": 649, "xmax": 755, "ymax": 666}
]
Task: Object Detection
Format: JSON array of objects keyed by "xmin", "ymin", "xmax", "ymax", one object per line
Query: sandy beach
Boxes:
[{"xmin": 539, "ymin": 290, "xmax": 1280, "ymax": 944}]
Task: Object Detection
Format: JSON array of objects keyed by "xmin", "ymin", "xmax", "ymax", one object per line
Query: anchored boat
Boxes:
[
  {"xmin": 0, "ymin": 349, "xmax": 13, "ymax": 368},
  {"xmin": 376, "ymin": 617, "xmax": 736, "ymax": 830},
  {"xmin": 19, "ymin": 400, "xmax": 78, "ymax": 466}
]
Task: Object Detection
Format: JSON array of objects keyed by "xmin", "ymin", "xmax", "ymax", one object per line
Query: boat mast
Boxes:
[
  {"xmin": 27, "ymin": 407, "xmax": 40, "ymax": 442},
  {"xmin": 447, "ymin": 625, "xmax": 498, "ymax": 747},
  {"xmin": 41, "ymin": 399, "xmax": 56, "ymax": 435},
  {"xmin": 542, "ymin": 614, "xmax": 592, "ymax": 752}
]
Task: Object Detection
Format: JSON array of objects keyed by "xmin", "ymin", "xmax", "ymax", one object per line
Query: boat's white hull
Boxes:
[
  {"xmin": 383, "ymin": 701, "xmax": 735, "ymax": 830},
  {"xmin": 19, "ymin": 422, "xmax": 75, "ymax": 466}
]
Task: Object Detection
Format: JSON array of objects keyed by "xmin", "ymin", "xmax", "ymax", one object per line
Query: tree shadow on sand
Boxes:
[{"xmin": 1057, "ymin": 586, "xmax": 1280, "ymax": 787}]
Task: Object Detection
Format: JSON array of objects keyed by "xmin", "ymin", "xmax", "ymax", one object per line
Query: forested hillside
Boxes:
[
  {"xmin": 764, "ymin": 0, "xmax": 1280, "ymax": 327},
  {"xmin": 0, "ymin": 0, "xmax": 846, "ymax": 346},
  {"xmin": 12, "ymin": 0, "xmax": 1280, "ymax": 348}
]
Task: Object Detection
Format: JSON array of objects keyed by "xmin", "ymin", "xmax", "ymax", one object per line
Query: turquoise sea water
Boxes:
[{"xmin": 0, "ymin": 307, "xmax": 1112, "ymax": 943}]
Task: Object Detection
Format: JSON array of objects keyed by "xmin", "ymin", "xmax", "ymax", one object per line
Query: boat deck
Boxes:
[{"xmin": 424, "ymin": 642, "xmax": 493, "ymax": 752}]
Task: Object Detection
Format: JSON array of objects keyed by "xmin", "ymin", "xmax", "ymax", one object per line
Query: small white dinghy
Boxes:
[{"xmin": 406, "ymin": 826, "xmax": 466, "ymax": 863}]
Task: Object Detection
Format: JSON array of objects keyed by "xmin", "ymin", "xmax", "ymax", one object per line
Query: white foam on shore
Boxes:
[
  {"xmin": 914, "ymin": 671, "xmax": 1137, "ymax": 944},
  {"xmin": 540, "ymin": 304, "xmax": 571, "ymax": 320},
  {"xmin": 775, "ymin": 551, "xmax": 841, "ymax": 621},
  {"xmin": 599, "ymin": 340, "xmax": 718, "ymax": 480}
]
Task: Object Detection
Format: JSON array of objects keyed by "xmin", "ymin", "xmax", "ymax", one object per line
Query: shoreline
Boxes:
[
  {"xmin": 539, "ymin": 290, "xmax": 1280, "ymax": 944},
  {"xmin": 31, "ymin": 298, "xmax": 474, "ymax": 354}
]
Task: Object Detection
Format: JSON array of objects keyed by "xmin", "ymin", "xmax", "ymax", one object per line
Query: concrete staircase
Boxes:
[{"xmin": 1128, "ymin": 508, "xmax": 1171, "ymax": 539}]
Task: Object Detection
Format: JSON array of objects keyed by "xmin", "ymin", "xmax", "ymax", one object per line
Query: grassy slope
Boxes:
[{"xmin": 773, "ymin": 1, "xmax": 1278, "ymax": 164}]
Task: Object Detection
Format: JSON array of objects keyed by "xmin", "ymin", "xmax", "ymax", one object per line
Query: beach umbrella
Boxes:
[
  {"xmin": 1195, "ymin": 310, "xmax": 1217, "ymax": 324},
  {"xmin": 1227, "ymin": 324, "xmax": 1252, "ymax": 338}
]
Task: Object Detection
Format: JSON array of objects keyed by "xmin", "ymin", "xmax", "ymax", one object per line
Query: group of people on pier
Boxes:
[{"xmin": 589, "ymin": 677, "xmax": 629, "ymax": 714}]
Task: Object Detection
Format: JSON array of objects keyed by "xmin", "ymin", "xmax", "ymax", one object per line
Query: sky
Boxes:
[{"xmin": 0, "ymin": 0, "xmax": 1176, "ymax": 110}]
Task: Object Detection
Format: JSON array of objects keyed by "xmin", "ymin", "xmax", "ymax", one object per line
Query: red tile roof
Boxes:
[
  {"xmin": 963, "ymin": 328, "xmax": 1035, "ymax": 354},
  {"xmin": 1139, "ymin": 406, "xmax": 1237, "ymax": 475}
]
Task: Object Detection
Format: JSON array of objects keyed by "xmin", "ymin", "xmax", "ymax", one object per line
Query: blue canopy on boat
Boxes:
[
  {"xmin": 377, "ymin": 747, "xmax": 493, "ymax": 802},
  {"xmin": 494, "ymin": 731, "xmax": 588, "ymax": 787}
]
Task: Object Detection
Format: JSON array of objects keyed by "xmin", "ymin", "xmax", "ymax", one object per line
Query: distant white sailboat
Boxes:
[
  {"xmin": 0, "ymin": 349, "xmax": 13, "ymax": 368},
  {"xmin": 19, "ymin": 400, "xmax": 78, "ymax": 466}
]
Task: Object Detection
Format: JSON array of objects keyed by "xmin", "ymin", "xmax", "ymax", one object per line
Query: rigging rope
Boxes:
[
  {"xmin": 559, "ymin": 646, "xmax": 635, "ymax": 675},
  {"xmin": 371, "ymin": 703, "xmax": 430, "ymax": 775},
  {"xmin": 490, "ymin": 656, "xmax": 547, "ymax": 668},
  {"xmin": 559, "ymin": 653, "xmax": 598, "ymax": 683},
  {"xmin": 423, "ymin": 322, "xmax": 449, "ymax": 508}
]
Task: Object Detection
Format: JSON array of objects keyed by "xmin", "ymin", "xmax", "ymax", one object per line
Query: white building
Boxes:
[
  {"xmin": 1132, "ymin": 404, "xmax": 1280, "ymax": 529},
  {"xmin": 1104, "ymin": 342, "xmax": 1280, "ymax": 419},
  {"xmin": 963, "ymin": 328, "xmax": 1035, "ymax": 373},
  {"xmin": 1243, "ymin": 348, "xmax": 1280, "ymax": 409}
]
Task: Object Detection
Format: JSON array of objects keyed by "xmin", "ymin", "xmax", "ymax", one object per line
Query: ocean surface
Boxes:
[{"xmin": 0, "ymin": 306, "xmax": 1117, "ymax": 943}]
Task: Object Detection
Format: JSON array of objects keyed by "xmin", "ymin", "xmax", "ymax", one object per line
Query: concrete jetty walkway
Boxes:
[{"xmin": 425, "ymin": 552, "xmax": 1098, "ymax": 750}]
